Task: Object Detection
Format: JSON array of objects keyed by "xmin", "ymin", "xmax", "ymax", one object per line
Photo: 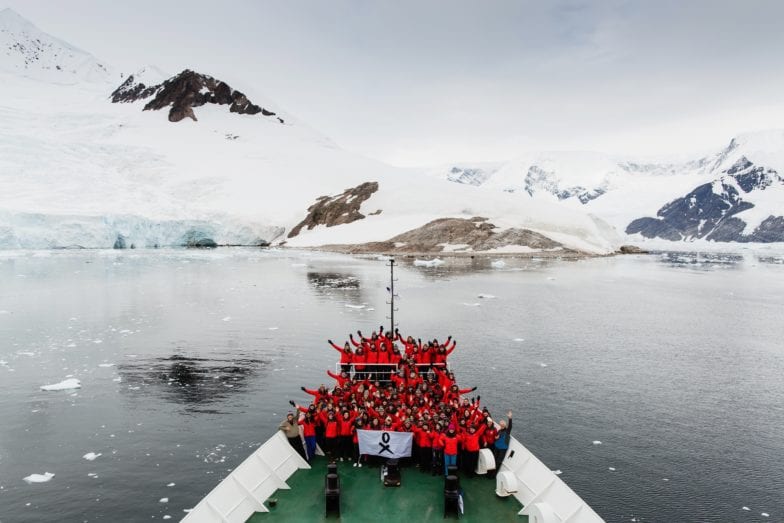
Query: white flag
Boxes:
[{"xmin": 357, "ymin": 429, "xmax": 413, "ymax": 458}]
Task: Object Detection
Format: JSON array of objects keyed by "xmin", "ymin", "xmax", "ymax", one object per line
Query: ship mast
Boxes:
[{"xmin": 386, "ymin": 258, "xmax": 398, "ymax": 333}]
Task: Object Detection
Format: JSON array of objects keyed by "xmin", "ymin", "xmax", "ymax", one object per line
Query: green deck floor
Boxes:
[{"xmin": 247, "ymin": 456, "xmax": 527, "ymax": 522}]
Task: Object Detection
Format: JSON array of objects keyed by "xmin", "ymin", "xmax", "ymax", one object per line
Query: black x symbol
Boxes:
[{"xmin": 379, "ymin": 431, "xmax": 392, "ymax": 454}]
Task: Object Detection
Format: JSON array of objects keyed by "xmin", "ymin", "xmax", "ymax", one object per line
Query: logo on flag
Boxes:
[{"xmin": 357, "ymin": 430, "xmax": 413, "ymax": 458}]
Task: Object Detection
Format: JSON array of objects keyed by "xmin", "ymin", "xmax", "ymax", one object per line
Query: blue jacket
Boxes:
[{"xmin": 494, "ymin": 418, "xmax": 512, "ymax": 450}]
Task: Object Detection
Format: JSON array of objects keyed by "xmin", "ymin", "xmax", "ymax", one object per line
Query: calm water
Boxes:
[{"xmin": 0, "ymin": 249, "xmax": 783, "ymax": 523}]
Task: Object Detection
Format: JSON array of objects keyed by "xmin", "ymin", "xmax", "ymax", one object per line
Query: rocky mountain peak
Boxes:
[{"xmin": 111, "ymin": 68, "xmax": 284, "ymax": 123}]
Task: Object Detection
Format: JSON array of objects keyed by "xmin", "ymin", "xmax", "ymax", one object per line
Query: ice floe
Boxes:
[
  {"xmin": 23, "ymin": 472, "xmax": 54, "ymax": 484},
  {"xmin": 490, "ymin": 260, "xmax": 506, "ymax": 269},
  {"xmin": 222, "ymin": 316, "xmax": 231, "ymax": 322},
  {"xmin": 761, "ymin": 513, "xmax": 769, "ymax": 518},
  {"xmin": 163, "ymin": 516, "xmax": 171, "ymax": 520},
  {"xmin": 344, "ymin": 304, "xmax": 365, "ymax": 309},
  {"xmin": 608, "ymin": 467, "xmax": 616, "ymax": 471},
  {"xmin": 98, "ymin": 363, "xmax": 115, "ymax": 368},
  {"xmin": 167, "ymin": 482, "xmax": 176, "ymax": 487},
  {"xmin": 414, "ymin": 258, "xmax": 444, "ymax": 267},
  {"xmin": 83, "ymin": 452, "xmax": 101, "ymax": 461},
  {"xmin": 513, "ymin": 338, "xmax": 525, "ymax": 342},
  {"xmin": 41, "ymin": 378, "xmax": 81, "ymax": 391},
  {"xmin": 552, "ymin": 469, "xmax": 562, "ymax": 475},
  {"xmin": 477, "ymin": 294, "xmax": 496, "ymax": 299},
  {"xmin": 742, "ymin": 507, "xmax": 750, "ymax": 511},
  {"xmin": 462, "ymin": 302, "xmax": 481, "ymax": 307},
  {"xmin": 592, "ymin": 440, "xmax": 602, "ymax": 445},
  {"xmin": 159, "ymin": 497, "xmax": 169, "ymax": 503}
]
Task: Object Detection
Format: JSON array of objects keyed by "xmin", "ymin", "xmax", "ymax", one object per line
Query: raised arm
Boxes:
[{"xmin": 328, "ymin": 339, "xmax": 345, "ymax": 352}]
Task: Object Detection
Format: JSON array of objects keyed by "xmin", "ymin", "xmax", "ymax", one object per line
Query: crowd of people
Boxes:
[{"xmin": 279, "ymin": 326, "xmax": 513, "ymax": 477}]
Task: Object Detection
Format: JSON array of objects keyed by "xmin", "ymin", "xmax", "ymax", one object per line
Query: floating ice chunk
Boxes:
[
  {"xmin": 547, "ymin": 276, "xmax": 556, "ymax": 280},
  {"xmin": 477, "ymin": 294, "xmax": 496, "ymax": 299},
  {"xmin": 462, "ymin": 302, "xmax": 481, "ymax": 307},
  {"xmin": 414, "ymin": 258, "xmax": 444, "ymax": 267},
  {"xmin": 222, "ymin": 316, "xmax": 231, "ymax": 322},
  {"xmin": 539, "ymin": 363, "xmax": 548, "ymax": 367},
  {"xmin": 367, "ymin": 308, "xmax": 375, "ymax": 311},
  {"xmin": 23, "ymin": 472, "xmax": 54, "ymax": 484},
  {"xmin": 163, "ymin": 516, "xmax": 171, "ymax": 520},
  {"xmin": 98, "ymin": 363, "xmax": 115, "ymax": 368},
  {"xmin": 119, "ymin": 329, "xmax": 131, "ymax": 334},
  {"xmin": 159, "ymin": 497, "xmax": 169, "ymax": 503},
  {"xmin": 167, "ymin": 482, "xmax": 176, "ymax": 487},
  {"xmin": 88, "ymin": 472, "xmax": 98, "ymax": 478},
  {"xmin": 113, "ymin": 377, "xmax": 122, "ymax": 382},
  {"xmin": 490, "ymin": 260, "xmax": 506, "ymax": 269},
  {"xmin": 83, "ymin": 452, "xmax": 102, "ymax": 461},
  {"xmin": 513, "ymin": 338, "xmax": 524, "ymax": 342},
  {"xmin": 742, "ymin": 507, "xmax": 750, "ymax": 511},
  {"xmin": 662, "ymin": 478, "xmax": 669, "ymax": 481},
  {"xmin": 41, "ymin": 378, "xmax": 81, "ymax": 391},
  {"xmin": 344, "ymin": 304, "xmax": 365, "ymax": 309},
  {"xmin": 608, "ymin": 467, "xmax": 616, "ymax": 471},
  {"xmin": 761, "ymin": 513, "xmax": 769, "ymax": 517},
  {"xmin": 552, "ymin": 469, "xmax": 562, "ymax": 475},
  {"xmin": 592, "ymin": 440, "xmax": 602, "ymax": 445},
  {"xmin": 268, "ymin": 327, "xmax": 279, "ymax": 330}
]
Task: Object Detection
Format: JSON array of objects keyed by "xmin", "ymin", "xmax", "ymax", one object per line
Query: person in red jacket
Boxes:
[
  {"xmin": 320, "ymin": 410, "xmax": 340, "ymax": 461},
  {"xmin": 337, "ymin": 410, "xmax": 357, "ymax": 461},
  {"xmin": 440, "ymin": 427, "xmax": 460, "ymax": 476},
  {"xmin": 296, "ymin": 408, "xmax": 319, "ymax": 462},
  {"xmin": 459, "ymin": 423, "xmax": 487, "ymax": 476},
  {"xmin": 328, "ymin": 339, "xmax": 353, "ymax": 373},
  {"xmin": 326, "ymin": 369, "xmax": 350, "ymax": 388}
]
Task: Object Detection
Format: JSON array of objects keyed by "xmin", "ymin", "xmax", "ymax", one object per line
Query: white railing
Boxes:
[
  {"xmin": 331, "ymin": 362, "xmax": 449, "ymax": 379},
  {"xmin": 181, "ymin": 431, "xmax": 309, "ymax": 523}
]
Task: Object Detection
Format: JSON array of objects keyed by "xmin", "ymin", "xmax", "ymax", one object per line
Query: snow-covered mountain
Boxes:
[
  {"xmin": 626, "ymin": 135, "xmax": 784, "ymax": 242},
  {"xmin": 0, "ymin": 7, "xmax": 111, "ymax": 84},
  {"xmin": 0, "ymin": 9, "xmax": 619, "ymax": 254},
  {"xmin": 437, "ymin": 132, "xmax": 784, "ymax": 243}
]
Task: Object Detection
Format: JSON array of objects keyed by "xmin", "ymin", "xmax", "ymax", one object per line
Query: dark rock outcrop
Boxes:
[
  {"xmin": 618, "ymin": 245, "xmax": 649, "ymax": 254},
  {"xmin": 111, "ymin": 69, "xmax": 283, "ymax": 124},
  {"xmin": 288, "ymin": 182, "xmax": 380, "ymax": 238},
  {"xmin": 626, "ymin": 157, "xmax": 784, "ymax": 242},
  {"xmin": 318, "ymin": 216, "xmax": 568, "ymax": 254}
]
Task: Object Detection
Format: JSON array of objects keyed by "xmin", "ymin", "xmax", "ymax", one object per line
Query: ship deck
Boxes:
[{"xmin": 246, "ymin": 456, "xmax": 526, "ymax": 522}]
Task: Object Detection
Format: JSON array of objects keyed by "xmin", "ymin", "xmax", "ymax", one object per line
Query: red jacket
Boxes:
[
  {"xmin": 298, "ymin": 417, "xmax": 317, "ymax": 437},
  {"xmin": 441, "ymin": 433, "xmax": 460, "ymax": 455},
  {"xmin": 330, "ymin": 342, "xmax": 353, "ymax": 364},
  {"xmin": 459, "ymin": 425, "xmax": 487, "ymax": 452}
]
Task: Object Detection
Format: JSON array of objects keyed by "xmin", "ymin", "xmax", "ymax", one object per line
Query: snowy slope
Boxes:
[
  {"xmin": 0, "ymin": 9, "xmax": 620, "ymax": 254},
  {"xmin": 0, "ymin": 8, "xmax": 111, "ymax": 84}
]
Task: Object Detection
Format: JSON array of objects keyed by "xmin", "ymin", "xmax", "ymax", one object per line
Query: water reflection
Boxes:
[
  {"xmin": 400, "ymin": 255, "xmax": 560, "ymax": 279},
  {"xmin": 657, "ymin": 251, "xmax": 744, "ymax": 270},
  {"xmin": 118, "ymin": 353, "xmax": 266, "ymax": 409}
]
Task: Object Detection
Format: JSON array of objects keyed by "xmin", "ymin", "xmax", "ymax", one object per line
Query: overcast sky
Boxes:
[{"xmin": 5, "ymin": 0, "xmax": 784, "ymax": 166}]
